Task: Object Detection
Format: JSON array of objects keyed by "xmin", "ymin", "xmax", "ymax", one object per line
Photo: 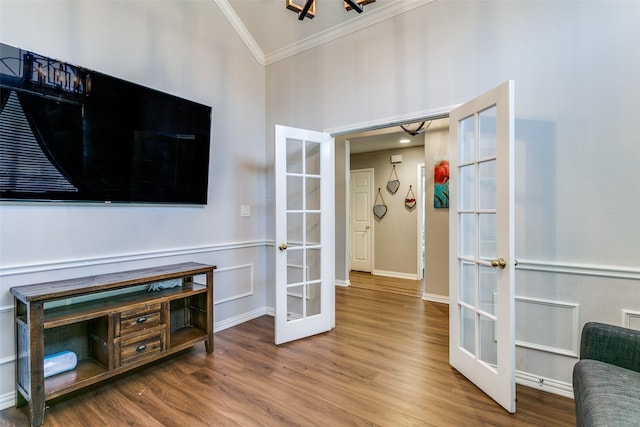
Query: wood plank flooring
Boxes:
[
  {"xmin": 1, "ymin": 285, "xmax": 575, "ymax": 426},
  {"xmin": 349, "ymin": 271, "xmax": 423, "ymax": 297}
]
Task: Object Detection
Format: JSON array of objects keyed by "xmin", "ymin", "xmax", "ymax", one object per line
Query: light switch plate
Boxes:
[{"xmin": 240, "ymin": 204, "xmax": 250, "ymax": 217}]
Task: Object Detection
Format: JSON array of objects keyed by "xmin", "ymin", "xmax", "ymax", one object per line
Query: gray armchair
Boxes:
[{"xmin": 573, "ymin": 322, "xmax": 640, "ymax": 426}]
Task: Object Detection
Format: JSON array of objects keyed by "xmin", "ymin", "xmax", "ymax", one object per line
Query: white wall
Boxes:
[
  {"xmin": 0, "ymin": 0, "xmax": 269, "ymax": 408},
  {"xmin": 266, "ymin": 1, "xmax": 640, "ymax": 396}
]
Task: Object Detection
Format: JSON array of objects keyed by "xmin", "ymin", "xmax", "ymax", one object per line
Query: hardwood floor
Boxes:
[
  {"xmin": 349, "ymin": 271, "xmax": 423, "ymax": 297},
  {"xmin": 1, "ymin": 286, "xmax": 575, "ymax": 426}
]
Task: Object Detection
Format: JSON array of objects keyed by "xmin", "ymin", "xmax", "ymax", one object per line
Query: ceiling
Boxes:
[
  {"xmin": 348, "ymin": 118, "xmax": 449, "ymax": 154},
  {"xmin": 220, "ymin": 0, "xmax": 442, "ymax": 153},
  {"xmin": 221, "ymin": 0, "xmax": 433, "ymax": 65}
]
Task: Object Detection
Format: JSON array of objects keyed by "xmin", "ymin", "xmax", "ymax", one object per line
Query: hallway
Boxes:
[{"xmin": 349, "ymin": 270, "xmax": 423, "ymax": 297}]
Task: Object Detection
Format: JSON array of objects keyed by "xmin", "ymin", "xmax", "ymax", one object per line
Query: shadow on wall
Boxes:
[
  {"xmin": 514, "ymin": 118, "xmax": 561, "ymax": 350},
  {"xmin": 514, "ymin": 118, "xmax": 557, "ymax": 267}
]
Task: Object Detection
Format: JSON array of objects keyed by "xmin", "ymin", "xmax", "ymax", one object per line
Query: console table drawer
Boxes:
[
  {"xmin": 118, "ymin": 304, "xmax": 163, "ymax": 335},
  {"xmin": 116, "ymin": 329, "xmax": 165, "ymax": 367}
]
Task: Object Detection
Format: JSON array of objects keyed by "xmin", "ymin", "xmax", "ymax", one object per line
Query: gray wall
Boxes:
[
  {"xmin": 266, "ymin": 1, "xmax": 640, "ymax": 395},
  {"xmin": 423, "ymin": 124, "xmax": 449, "ymax": 300},
  {"xmin": 0, "ymin": 0, "xmax": 269, "ymax": 406}
]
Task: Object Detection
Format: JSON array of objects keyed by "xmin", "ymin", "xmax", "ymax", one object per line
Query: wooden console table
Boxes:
[{"xmin": 10, "ymin": 262, "xmax": 215, "ymax": 427}]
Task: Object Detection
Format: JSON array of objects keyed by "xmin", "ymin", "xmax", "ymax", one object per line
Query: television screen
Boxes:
[{"xmin": 0, "ymin": 42, "xmax": 211, "ymax": 204}]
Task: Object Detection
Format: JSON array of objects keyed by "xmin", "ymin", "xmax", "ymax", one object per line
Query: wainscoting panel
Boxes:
[
  {"xmin": 515, "ymin": 297, "xmax": 580, "ymax": 357},
  {"xmin": 213, "ymin": 264, "xmax": 255, "ymax": 305},
  {"xmin": 0, "ymin": 306, "xmax": 14, "ymax": 360},
  {"xmin": 623, "ymin": 309, "xmax": 640, "ymax": 330},
  {"xmin": 0, "ymin": 355, "xmax": 15, "ymax": 411}
]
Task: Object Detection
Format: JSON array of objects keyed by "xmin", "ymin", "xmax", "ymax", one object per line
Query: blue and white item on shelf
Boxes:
[{"xmin": 43, "ymin": 350, "xmax": 78, "ymax": 378}]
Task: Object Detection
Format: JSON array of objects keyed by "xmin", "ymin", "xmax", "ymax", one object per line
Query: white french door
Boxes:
[
  {"xmin": 275, "ymin": 125, "xmax": 335, "ymax": 345},
  {"xmin": 449, "ymin": 81, "xmax": 516, "ymax": 412}
]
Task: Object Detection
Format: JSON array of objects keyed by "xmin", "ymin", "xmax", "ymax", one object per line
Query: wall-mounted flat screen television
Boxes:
[{"xmin": 0, "ymin": 42, "xmax": 211, "ymax": 204}]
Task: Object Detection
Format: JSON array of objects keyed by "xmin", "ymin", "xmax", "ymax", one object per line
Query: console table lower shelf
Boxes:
[{"xmin": 10, "ymin": 262, "xmax": 215, "ymax": 427}]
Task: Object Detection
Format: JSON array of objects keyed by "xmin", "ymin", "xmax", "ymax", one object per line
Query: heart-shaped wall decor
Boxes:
[
  {"xmin": 373, "ymin": 204, "xmax": 388, "ymax": 219},
  {"xmin": 386, "ymin": 180, "xmax": 400, "ymax": 194},
  {"xmin": 405, "ymin": 199, "xmax": 416, "ymax": 210}
]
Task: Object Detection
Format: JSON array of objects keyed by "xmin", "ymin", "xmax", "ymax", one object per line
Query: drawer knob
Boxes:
[
  {"xmin": 136, "ymin": 344, "xmax": 147, "ymax": 352},
  {"xmin": 136, "ymin": 316, "xmax": 147, "ymax": 324}
]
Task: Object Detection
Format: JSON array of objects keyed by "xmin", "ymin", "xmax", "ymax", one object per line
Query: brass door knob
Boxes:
[
  {"xmin": 279, "ymin": 243, "xmax": 288, "ymax": 251},
  {"xmin": 491, "ymin": 258, "xmax": 507, "ymax": 269}
]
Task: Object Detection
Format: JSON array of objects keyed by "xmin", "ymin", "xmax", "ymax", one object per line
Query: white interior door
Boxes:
[
  {"xmin": 449, "ymin": 81, "xmax": 515, "ymax": 412},
  {"xmin": 350, "ymin": 168, "xmax": 373, "ymax": 272},
  {"xmin": 275, "ymin": 125, "xmax": 335, "ymax": 345}
]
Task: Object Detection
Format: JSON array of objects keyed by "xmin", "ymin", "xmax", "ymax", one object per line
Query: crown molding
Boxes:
[
  {"xmin": 266, "ymin": 0, "xmax": 434, "ymax": 65},
  {"xmin": 215, "ymin": 0, "xmax": 266, "ymax": 66},
  {"xmin": 217, "ymin": 0, "xmax": 435, "ymax": 67},
  {"xmin": 265, "ymin": 0, "xmax": 435, "ymax": 65}
]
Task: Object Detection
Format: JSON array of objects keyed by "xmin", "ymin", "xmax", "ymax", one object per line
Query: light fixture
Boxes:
[
  {"xmin": 399, "ymin": 139, "xmax": 411, "ymax": 144},
  {"xmin": 344, "ymin": 0, "xmax": 375, "ymax": 13},
  {"xmin": 400, "ymin": 121, "xmax": 431, "ymax": 136},
  {"xmin": 287, "ymin": 0, "xmax": 375, "ymax": 20},
  {"xmin": 286, "ymin": 0, "xmax": 315, "ymax": 20}
]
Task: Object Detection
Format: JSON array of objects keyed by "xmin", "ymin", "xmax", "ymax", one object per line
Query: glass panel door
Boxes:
[
  {"xmin": 275, "ymin": 125, "xmax": 334, "ymax": 345},
  {"xmin": 449, "ymin": 81, "xmax": 515, "ymax": 413}
]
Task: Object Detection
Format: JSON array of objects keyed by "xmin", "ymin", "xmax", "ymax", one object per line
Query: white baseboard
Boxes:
[
  {"xmin": 335, "ymin": 279, "xmax": 350, "ymax": 287},
  {"xmin": 372, "ymin": 269, "xmax": 418, "ymax": 280},
  {"xmin": 516, "ymin": 370, "xmax": 574, "ymax": 399},
  {"xmin": 422, "ymin": 293, "xmax": 449, "ymax": 304},
  {"xmin": 0, "ymin": 391, "xmax": 14, "ymax": 411},
  {"xmin": 213, "ymin": 307, "xmax": 271, "ymax": 333}
]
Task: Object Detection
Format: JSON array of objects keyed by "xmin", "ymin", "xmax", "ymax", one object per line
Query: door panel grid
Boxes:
[
  {"xmin": 275, "ymin": 124, "xmax": 334, "ymax": 345},
  {"xmin": 286, "ymin": 137, "xmax": 322, "ymax": 321},
  {"xmin": 457, "ymin": 107, "xmax": 499, "ymax": 370},
  {"xmin": 449, "ymin": 81, "xmax": 515, "ymax": 413}
]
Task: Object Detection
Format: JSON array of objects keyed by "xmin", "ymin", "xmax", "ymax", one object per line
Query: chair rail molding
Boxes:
[
  {"xmin": 0, "ymin": 240, "xmax": 272, "ymax": 277},
  {"xmin": 516, "ymin": 259, "xmax": 640, "ymax": 281}
]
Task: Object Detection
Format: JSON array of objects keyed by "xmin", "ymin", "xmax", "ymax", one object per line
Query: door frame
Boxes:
[
  {"xmin": 333, "ymin": 105, "xmax": 457, "ymax": 291},
  {"xmin": 417, "ymin": 163, "xmax": 425, "ymax": 281}
]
